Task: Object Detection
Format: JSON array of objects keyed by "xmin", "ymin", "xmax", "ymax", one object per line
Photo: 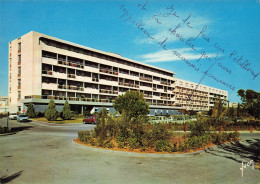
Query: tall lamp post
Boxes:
[{"xmin": 7, "ymin": 112, "xmax": 9, "ymax": 130}]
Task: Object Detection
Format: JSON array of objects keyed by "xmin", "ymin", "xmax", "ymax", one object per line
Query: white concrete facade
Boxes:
[
  {"xmin": 0, "ymin": 96, "xmax": 9, "ymax": 113},
  {"xmin": 174, "ymin": 78, "xmax": 228, "ymax": 111},
  {"xmin": 8, "ymin": 31, "xmax": 228, "ymax": 113}
]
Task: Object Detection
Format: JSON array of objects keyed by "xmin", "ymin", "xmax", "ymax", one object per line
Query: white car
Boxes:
[
  {"xmin": 9, "ymin": 114, "xmax": 18, "ymax": 120},
  {"xmin": 17, "ymin": 114, "xmax": 29, "ymax": 122}
]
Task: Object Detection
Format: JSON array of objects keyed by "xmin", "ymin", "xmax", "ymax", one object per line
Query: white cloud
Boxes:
[{"xmin": 139, "ymin": 48, "xmax": 217, "ymax": 63}]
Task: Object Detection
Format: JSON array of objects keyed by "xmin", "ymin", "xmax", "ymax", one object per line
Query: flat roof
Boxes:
[{"xmin": 26, "ymin": 31, "xmax": 175, "ymax": 76}]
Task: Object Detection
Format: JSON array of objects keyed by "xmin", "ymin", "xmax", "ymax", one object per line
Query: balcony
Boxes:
[
  {"xmin": 18, "ymin": 73, "xmax": 21, "ymax": 78},
  {"xmin": 68, "ymin": 74, "xmax": 76, "ymax": 78},
  {"xmin": 24, "ymin": 95, "xmax": 116, "ymax": 103},
  {"xmin": 58, "ymin": 60, "xmax": 67, "ymax": 66},
  {"xmin": 42, "ymin": 70, "xmax": 53, "ymax": 75},
  {"xmin": 18, "ymin": 61, "xmax": 21, "ymax": 66},
  {"xmin": 42, "ymin": 83, "xmax": 58, "ymax": 90},
  {"xmin": 68, "ymin": 62, "xmax": 84, "ymax": 69},
  {"xmin": 18, "ymin": 49, "xmax": 21, "ymax": 53},
  {"xmin": 92, "ymin": 78, "xmax": 99, "ymax": 82},
  {"xmin": 18, "ymin": 86, "xmax": 21, "ymax": 90},
  {"xmin": 42, "ymin": 57, "xmax": 57, "ymax": 65},
  {"xmin": 140, "ymin": 77, "xmax": 152, "ymax": 82},
  {"xmin": 58, "ymin": 84, "xmax": 67, "ymax": 90},
  {"xmin": 100, "ymin": 89, "xmax": 112, "ymax": 94}
]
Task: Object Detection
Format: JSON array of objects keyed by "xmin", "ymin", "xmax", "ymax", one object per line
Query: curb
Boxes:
[
  {"xmin": 29, "ymin": 120, "xmax": 85, "ymax": 127},
  {"xmin": 72, "ymin": 139, "xmax": 236, "ymax": 158},
  {"xmin": 0, "ymin": 132, "xmax": 16, "ymax": 136}
]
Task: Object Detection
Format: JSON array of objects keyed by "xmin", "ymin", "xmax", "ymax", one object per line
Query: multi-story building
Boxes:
[
  {"xmin": 174, "ymin": 78, "xmax": 228, "ymax": 111},
  {"xmin": 8, "ymin": 31, "xmax": 180, "ymax": 115},
  {"xmin": 0, "ymin": 96, "xmax": 9, "ymax": 113},
  {"xmin": 8, "ymin": 31, "xmax": 228, "ymax": 115}
]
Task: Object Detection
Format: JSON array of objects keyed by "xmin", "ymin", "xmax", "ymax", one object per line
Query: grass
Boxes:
[{"xmin": 31, "ymin": 117, "xmax": 83, "ymax": 124}]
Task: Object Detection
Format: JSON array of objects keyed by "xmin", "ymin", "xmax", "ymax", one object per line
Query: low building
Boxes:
[{"xmin": 0, "ymin": 96, "xmax": 9, "ymax": 113}]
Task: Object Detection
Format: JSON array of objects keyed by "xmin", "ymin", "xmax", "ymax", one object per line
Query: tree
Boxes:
[
  {"xmin": 60, "ymin": 100, "xmax": 72, "ymax": 120},
  {"xmin": 26, "ymin": 102, "xmax": 36, "ymax": 118},
  {"xmin": 237, "ymin": 89, "xmax": 260, "ymax": 119},
  {"xmin": 227, "ymin": 107, "xmax": 235, "ymax": 118},
  {"xmin": 113, "ymin": 90, "xmax": 149, "ymax": 123},
  {"xmin": 212, "ymin": 98, "xmax": 225, "ymax": 119},
  {"xmin": 45, "ymin": 99, "xmax": 58, "ymax": 121}
]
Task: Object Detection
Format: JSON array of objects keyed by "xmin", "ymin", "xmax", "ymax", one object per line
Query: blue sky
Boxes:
[{"xmin": 0, "ymin": 0, "xmax": 259, "ymax": 102}]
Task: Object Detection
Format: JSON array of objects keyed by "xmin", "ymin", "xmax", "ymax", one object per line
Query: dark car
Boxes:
[{"xmin": 83, "ymin": 115, "xmax": 96, "ymax": 124}]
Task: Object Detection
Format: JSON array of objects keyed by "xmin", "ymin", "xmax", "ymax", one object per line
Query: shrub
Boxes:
[
  {"xmin": 190, "ymin": 118, "xmax": 209, "ymax": 137},
  {"xmin": 0, "ymin": 126, "xmax": 9, "ymax": 134},
  {"xmin": 178, "ymin": 139, "xmax": 190, "ymax": 152},
  {"xmin": 96, "ymin": 137, "xmax": 104, "ymax": 147},
  {"xmin": 60, "ymin": 100, "xmax": 72, "ymax": 120},
  {"xmin": 155, "ymin": 140, "xmax": 172, "ymax": 152},
  {"xmin": 116, "ymin": 136, "xmax": 127, "ymax": 149},
  {"xmin": 26, "ymin": 102, "xmax": 36, "ymax": 118},
  {"xmin": 150, "ymin": 123, "xmax": 169, "ymax": 142},
  {"xmin": 36, "ymin": 111, "xmax": 45, "ymax": 118},
  {"xmin": 45, "ymin": 99, "xmax": 58, "ymax": 121},
  {"xmin": 105, "ymin": 141, "xmax": 114, "ymax": 148},
  {"xmin": 127, "ymin": 137, "xmax": 140, "ymax": 149},
  {"xmin": 78, "ymin": 130, "xmax": 91, "ymax": 143}
]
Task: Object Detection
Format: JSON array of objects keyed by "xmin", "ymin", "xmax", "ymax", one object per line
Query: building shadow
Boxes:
[
  {"xmin": 0, "ymin": 171, "xmax": 23, "ymax": 183},
  {"xmin": 205, "ymin": 138, "xmax": 260, "ymax": 164}
]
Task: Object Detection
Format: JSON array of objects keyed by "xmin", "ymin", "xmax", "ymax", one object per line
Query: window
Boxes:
[
  {"xmin": 18, "ymin": 67, "xmax": 21, "ymax": 74},
  {"xmin": 18, "ymin": 42, "xmax": 21, "ymax": 50},
  {"xmin": 18, "ymin": 79, "xmax": 21, "ymax": 86},
  {"xmin": 18, "ymin": 55, "xmax": 21, "ymax": 62},
  {"xmin": 18, "ymin": 91, "xmax": 21, "ymax": 98}
]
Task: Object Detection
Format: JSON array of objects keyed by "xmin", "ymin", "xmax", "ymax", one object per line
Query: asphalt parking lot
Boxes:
[{"xmin": 0, "ymin": 119, "xmax": 259, "ymax": 184}]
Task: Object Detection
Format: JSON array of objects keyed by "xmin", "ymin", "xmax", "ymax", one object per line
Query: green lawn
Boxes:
[{"xmin": 31, "ymin": 117, "xmax": 83, "ymax": 124}]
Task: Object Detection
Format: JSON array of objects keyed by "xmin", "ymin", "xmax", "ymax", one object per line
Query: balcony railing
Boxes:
[
  {"xmin": 140, "ymin": 77, "xmax": 152, "ymax": 82},
  {"xmin": 68, "ymin": 62, "xmax": 84, "ymax": 69},
  {"xmin": 42, "ymin": 70, "xmax": 53, "ymax": 75},
  {"xmin": 18, "ymin": 61, "xmax": 21, "ymax": 65},
  {"xmin": 18, "ymin": 73, "xmax": 21, "ymax": 78},
  {"xmin": 160, "ymin": 81, "xmax": 167, "ymax": 85},
  {"xmin": 92, "ymin": 78, "xmax": 99, "ymax": 82},
  {"xmin": 18, "ymin": 86, "xmax": 21, "ymax": 90},
  {"xmin": 58, "ymin": 60, "xmax": 67, "ymax": 65},
  {"xmin": 58, "ymin": 85, "xmax": 84, "ymax": 91},
  {"xmin": 100, "ymin": 89, "xmax": 112, "ymax": 94},
  {"xmin": 25, "ymin": 95, "xmax": 116, "ymax": 103},
  {"xmin": 68, "ymin": 74, "xmax": 76, "ymax": 78}
]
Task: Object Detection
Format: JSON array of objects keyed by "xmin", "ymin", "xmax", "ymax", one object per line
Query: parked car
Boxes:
[
  {"xmin": 9, "ymin": 113, "xmax": 17, "ymax": 120},
  {"xmin": 83, "ymin": 115, "xmax": 96, "ymax": 124},
  {"xmin": 17, "ymin": 114, "xmax": 29, "ymax": 122}
]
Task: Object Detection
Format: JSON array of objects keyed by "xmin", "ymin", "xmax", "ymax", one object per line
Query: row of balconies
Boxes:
[
  {"xmin": 58, "ymin": 60, "xmax": 84, "ymax": 69},
  {"xmin": 99, "ymin": 89, "xmax": 118, "ymax": 95},
  {"xmin": 43, "ymin": 57, "xmax": 175, "ymax": 87},
  {"xmin": 139, "ymin": 77, "xmax": 152, "ymax": 82},
  {"xmin": 118, "ymin": 82, "xmax": 139, "ymax": 88},
  {"xmin": 58, "ymin": 84, "xmax": 84, "ymax": 91},
  {"xmin": 100, "ymin": 69, "xmax": 118, "ymax": 75},
  {"xmin": 24, "ymin": 95, "xmax": 175, "ymax": 106}
]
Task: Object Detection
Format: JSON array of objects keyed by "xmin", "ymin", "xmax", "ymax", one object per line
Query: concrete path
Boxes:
[{"xmin": 0, "ymin": 120, "xmax": 259, "ymax": 184}]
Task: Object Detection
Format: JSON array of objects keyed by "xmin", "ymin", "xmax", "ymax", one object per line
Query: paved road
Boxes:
[{"xmin": 0, "ymin": 119, "xmax": 259, "ymax": 184}]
